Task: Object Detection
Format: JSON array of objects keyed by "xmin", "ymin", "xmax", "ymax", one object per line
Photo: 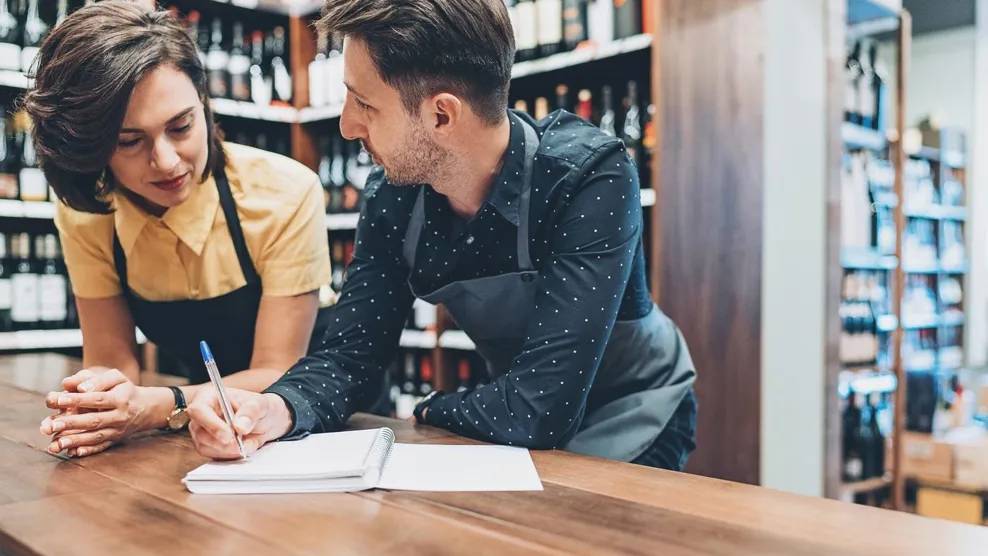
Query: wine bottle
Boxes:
[
  {"xmin": 185, "ymin": 10, "xmax": 204, "ymax": 68},
  {"xmin": 11, "ymin": 233, "xmax": 37, "ymax": 331},
  {"xmin": 456, "ymin": 358, "xmax": 471, "ymax": 393},
  {"xmin": 0, "ymin": 0, "xmax": 20, "ymax": 71},
  {"xmin": 0, "ymin": 113, "xmax": 17, "ymax": 200},
  {"xmin": 308, "ymin": 28, "xmax": 329, "ymax": 108},
  {"xmin": 599, "ymin": 85, "xmax": 616, "ymax": 136},
  {"xmin": 0, "ymin": 233, "xmax": 11, "ymax": 332},
  {"xmin": 613, "ymin": 0, "xmax": 641, "ymax": 39},
  {"xmin": 419, "ymin": 353, "xmax": 434, "ymax": 397},
  {"xmin": 575, "ymin": 88, "xmax": 592, "ymax": 122},
  {"xmin": 867, "ymin": 393, "xmax": 885, "ymax": 479},
  {"xmin": 206, "ymin": 18, "xmax": 229, "ymax": 99},
  {"xmin": 39, "ymin": 234, "xmax": 66, "ymax": 330},
  {"xmin": 514, "ymin": 99, "xmax": 528, "ymax": 114},
  {"xmin": 857, "ymin": 39, "xmax": 876, "ymax": 130},
  {"xmin": 534, "ymin": 96, "xmax": 549, "ymax": 120},
  {"xmin": 842, "ymin": 391, "xmax": 864, "ymax": 482},
  {"xmin": 318, "ymin": 136, "xmax": 332, "ymax": 212},
  {"xmin": 555, "ymin": 83, "xmax": 569, "ymax": 112},
  {"xmin": 228, "ymin": 22, "xmax": 251, "ymax": 102},
  {"xmin": 249, "ymin": 30, "xmax": 271, "ymax": 106},
  {"xmin": 329, "ymin": 136, "xmax": 346, "ymax": 214},
  {"xmin": 341, "ymin": 141, "xmax": 362, "ymax": 213},
  {"xmin": 562, "ymin": 0, "xmax": 588, "ymax": 51},
  {"xmin": 325, "ymin": 33, "xmax": 345, "ymax": 106},
  {"xmin": 845, "ymin": 41, "xmax": 862, "ymax": 124},
  {"xmin": 270, "ymin": 26, "xmax": 292, "ymax": 105},
  {"xmin": 331, "ymin": 240, "xmax": 345, "ymax": 291},
  {"xmin": 621, "ymin": 81, "xmax": 642, "ymax": 166},
  {"xmin": 870, "ymin": 42, "xmax": 888, "ymax": 132},
  {"xmin": 20, "ymin": 0, "xmax": 47, "ymax": 73},
  {"xmin": 514, "ymin": 0, "xmax": 539, "ymax": 62},
  {"xmin": 587, "ymin": 0, "xmax": 614, "ymax": 46},
  {"xmin": 537, "ymin": 0, "xmax": 563, "ymax": 58},
  {"xmin": 16, "ymin": 113, "xmax": 47, "ymax": 203}
]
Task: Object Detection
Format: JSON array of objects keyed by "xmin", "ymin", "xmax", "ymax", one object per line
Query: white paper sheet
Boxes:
[{"xmin": 377, "ymin": 444, "xmax": 544, "ymax": 492}]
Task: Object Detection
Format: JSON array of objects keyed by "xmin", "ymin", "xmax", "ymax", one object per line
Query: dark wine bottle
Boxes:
[
  {"xmin": 39, "ymin": 234, "xmax": 66, "ymax": 330},
  {"xmin": 11, "ymin": 233, "xmax": 38, "ymax": 331},
  {"xmin": 270, "ymin": 26, "xmax": 292, "ymax": 105},
  {"xmin": 0, "ymin": 233, "xmax": 11, "ymax": 331},
  {"xmin": 206, "ymin": 18, "xmax": 229, "ymax": 99},
  {"xmin": 613, "ymin": 0, "xmax": 641, "ymax": 39},
  {"xmin": 249, "ymin": 30, "xmax": 271, "ymax": 106},
  {"xmin": 621, "ymin": 81, "xmax": 642, "ymax": 166},
  {"xmin": 228, "ymin": 22, "xmax": 251, "ymax": 102},
  {"xmin": 0, "ymin": 113, "xmax": 17, "ymax": 200},
  {"xmin": 599, "ymin": 85, "xmax": 616, "ymax": 136},
  {"xmin": 562, "ymin": 0, "xmax": 588, "ymax": 51}
]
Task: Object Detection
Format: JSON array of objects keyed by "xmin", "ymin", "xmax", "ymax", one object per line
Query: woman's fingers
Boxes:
[
  {"xmin": 47, "ymin": 410, "xmax": 124, "ymax": 433},
  {"xmin": 47, "ymin": 428, "xmax": 120, "ymax": 453},
  {"xmin": 48, "ymin": 391, "xmax": 121, "ymax": 411},
  {"xmin": 72, "ymin": 440, "xmax": 115, "ymax": 458},
  {"xmin": 60, "ymin": 369, "xmax": 97, "ymax": 392}
]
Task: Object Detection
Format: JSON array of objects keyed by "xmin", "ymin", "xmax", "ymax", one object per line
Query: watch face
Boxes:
[{"xmin": 168, "ymin": 409, "xmax": 190, "ymax": 430}]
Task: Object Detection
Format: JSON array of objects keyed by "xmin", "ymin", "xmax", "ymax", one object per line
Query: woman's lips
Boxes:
[{"xmin": 150, "ymin": 173, "xmax": 189, "ymax": 192}]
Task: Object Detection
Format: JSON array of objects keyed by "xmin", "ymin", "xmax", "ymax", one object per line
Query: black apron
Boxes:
[
  {"xmin": 113, "ymin": 169, "xmax": 333, "ymax": 384},
  {"xmin": 402, "ymin": 118, "xmax": 697, "ymax": 462}
]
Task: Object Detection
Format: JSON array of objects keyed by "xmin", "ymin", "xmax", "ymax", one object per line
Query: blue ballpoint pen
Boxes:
[{"xmin": 200, "ymin": 341, "xmax": 247, "ymax": 459}]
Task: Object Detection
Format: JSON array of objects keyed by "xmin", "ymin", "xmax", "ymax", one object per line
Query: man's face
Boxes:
[{"xmin": 337, "ymin": 37, "xmax": 448, "ymax": 186}]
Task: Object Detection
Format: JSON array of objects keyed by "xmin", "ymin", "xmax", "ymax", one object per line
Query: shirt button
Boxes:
[{"xmin": 466, "ymin": 235, "xmax": 475, "ymax": 245}]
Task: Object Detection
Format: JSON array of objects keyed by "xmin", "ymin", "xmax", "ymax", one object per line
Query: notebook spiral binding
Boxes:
[{"xmin": 368, "ymin": 427, "xmax": 396, "ymax": 472}]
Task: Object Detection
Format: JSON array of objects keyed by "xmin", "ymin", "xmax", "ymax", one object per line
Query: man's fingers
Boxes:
[
  {"xmin": 48, "ymin": 392, "xmax": 120, "ymax": 411},
  {"xmin": 49, "ymin": 410, "xmax": 123, "ymax": 433},
  {"xmin": 187, "ymin": 395, "xmax": 235, "ymax": 442},
  {"xmin": 232, "ymin": 397, "xmax": 265, "ymax": 436},
  {"xmin": 77, "ymin": 369, "xmax": 127, "ymax": 393}
]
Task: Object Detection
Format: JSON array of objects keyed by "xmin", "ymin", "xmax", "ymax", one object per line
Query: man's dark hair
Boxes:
[
  {"xmin": 22, "ymin": 0, "xmax": 226, "ymax": 214},
  {"xmin": 318, "ymin": 0, "xmax": 515, "ymax": 127}
]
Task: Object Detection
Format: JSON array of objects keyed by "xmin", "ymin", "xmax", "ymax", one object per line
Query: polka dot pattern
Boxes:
[{"xmin": 266, "ymin": 111, "xmax": 654, "ymax": 447}]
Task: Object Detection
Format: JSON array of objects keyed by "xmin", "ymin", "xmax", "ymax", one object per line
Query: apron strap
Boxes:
[
  {"xmin": 111, "ymin": 168, "xmax": 261, "ymax": 294},
  {"xmin": 214, "ymin": 169, "xmax": 261, "ymax": 286},
  {"xmin": 401, "ymin": 113, "xmax": 541, "ymax": 272}
]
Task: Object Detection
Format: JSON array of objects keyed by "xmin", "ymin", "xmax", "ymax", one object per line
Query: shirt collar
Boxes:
[
  {"xmin": 483, "ymin": 110, "xmax": 528, "ymax": 226},
  {"xmin": 112, "ymin": 174, "xmax": 220, "ymax": 256}
]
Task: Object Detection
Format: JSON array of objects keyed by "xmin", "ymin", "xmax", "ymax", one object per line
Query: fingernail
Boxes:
[
  {"xmin": 48, "ymin": 442, "xmax": 59, "ymax": 454},
  {"xmin": 52, "ymin": 421, "xmax": 64, "ymax": 433},
  {"xmin": 235, "ymin": 416, "xmax": 252, "ymax": 431},
  {"xmin": 59, "ymin": 437, "xmax": 71, "ymax": 449},
  {"xmin": 57, "ymin": 395, "xmax": 71, "ymax": 406},
  {"xmin": 78, "ymin": 382, "xmax": 90, "ymax": 392}
]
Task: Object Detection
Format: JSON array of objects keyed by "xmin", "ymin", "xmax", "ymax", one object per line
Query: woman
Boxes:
[{"xmin": 28, "ymin": 1, "xmax": 334, "ymax": 457}]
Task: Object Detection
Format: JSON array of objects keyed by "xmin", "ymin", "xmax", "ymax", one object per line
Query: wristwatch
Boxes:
[
  {"xmin": 413, "ymin": 390, "xmax": 442, "ymax": 424},
  {"xmin": 164, "ymin": 386, "xmax": 190, "ymax": 431}
]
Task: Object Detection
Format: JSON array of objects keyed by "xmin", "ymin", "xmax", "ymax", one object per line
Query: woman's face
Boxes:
[{"xmin": 108, "ymin": 64, "xmax": 209, "ymax": 214}]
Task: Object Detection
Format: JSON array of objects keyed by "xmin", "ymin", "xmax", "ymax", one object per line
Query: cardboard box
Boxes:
[
  {"xmin": 950, "ymin": 429, "xmax": 988, "ymax": 489},
  {"xmin": 917, "ymin": 487, "xmax": 984, "ymax": 525},
  {"xmin": 898, "ymin": 432, "xmax": 954, "ymax": 483}
]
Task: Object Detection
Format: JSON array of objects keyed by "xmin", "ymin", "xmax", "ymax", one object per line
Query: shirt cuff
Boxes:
[{"xmin": 263, "ymin": 383, "xmax": 316, "ymax": 441}]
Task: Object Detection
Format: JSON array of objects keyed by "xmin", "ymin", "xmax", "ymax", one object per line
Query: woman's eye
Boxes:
[
  {"xmin": 117, "ymin": 138, "xmax": 141, "ymax": 149},
  {"xmin": 171, "ymin": 123, "xmax": 192, "ymax": 133}
]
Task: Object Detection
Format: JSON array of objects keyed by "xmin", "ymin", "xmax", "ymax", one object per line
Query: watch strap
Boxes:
[
  {"xmin": 413, "ymin": 390, "xmax": 441, "ymax": 424},
  {"xmin": 168, "ymin": 386, "xmax": 187, "ymax": 410}
]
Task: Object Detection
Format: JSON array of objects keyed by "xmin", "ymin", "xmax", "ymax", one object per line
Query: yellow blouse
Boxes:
[{"xmin": 54, "ymin": 142, "xmax": 332, "ymax": 302}]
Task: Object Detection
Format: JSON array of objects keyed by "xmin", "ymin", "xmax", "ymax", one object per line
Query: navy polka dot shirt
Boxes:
[{"xmin": 265, "ymin": 109, "xmax": 652, "ymax": 448}]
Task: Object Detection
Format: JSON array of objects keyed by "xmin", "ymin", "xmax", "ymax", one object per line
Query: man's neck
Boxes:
[{"xmin": 432, "ymin": 117, "xmax": 512, "ymax": 220}]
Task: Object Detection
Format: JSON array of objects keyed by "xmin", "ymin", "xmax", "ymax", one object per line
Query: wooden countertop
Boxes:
[{"xmin": 2, "ymin": 353, "xmax": 987, "ymax": 555}]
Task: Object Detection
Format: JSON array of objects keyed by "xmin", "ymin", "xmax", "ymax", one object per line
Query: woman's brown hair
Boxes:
[{"xmin": 22, "ymin": 0, "xmax": 225, "ymax": 214}]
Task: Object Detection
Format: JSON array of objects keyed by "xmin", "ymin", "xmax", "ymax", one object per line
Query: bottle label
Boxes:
[
  {"xmin": 228, "ymin": 55, "xmax": 251, "ymax": 101},
  {"xmin": 515, "ymin": 3, "xmax": 538, "ymax": 51},
  {"xmin": 18, "ymin": 168, "xmax": 47, "ymax": 202},
  {"xmin": 273, "ymin": 61, "xmax": 292, "ymax": 103},
  {"xmin": 40, "ymin": 274, "xmax": 67, "ymax": 322},
  {"xmin": 538, "ymin": 0, "xmax": 564, "ymax": 45},
  {"xmin": 20, "ymin": 46, "xmax": 39, "ymax": 73},
  {"xmin": 0, "ymin": 42, "xmax": 21, "ymax": 70},
  {"xmin": 0, "ymin": 277, "xmax": 11, "ymax": 311},
  {"xmin": 844, "ymin": 457, "xmax": 863, "ymax": 481},
  {"xmin": 11, "ymin": 273, "xmax": 37, "ymax": 323},
  {"xmin": 0, "ymin": 172, "xmax": 16, "ymax": 199}
]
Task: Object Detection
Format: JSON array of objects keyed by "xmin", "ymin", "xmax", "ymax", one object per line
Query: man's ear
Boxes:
[{"xmin": 424, "ymin": 93, "xmax": 463, "ymax": 138}]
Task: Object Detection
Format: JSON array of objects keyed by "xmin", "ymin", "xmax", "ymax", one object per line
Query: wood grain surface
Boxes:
[{"xmin": 1, "ymin": 354, "xmax": 986, "ymax": 555}]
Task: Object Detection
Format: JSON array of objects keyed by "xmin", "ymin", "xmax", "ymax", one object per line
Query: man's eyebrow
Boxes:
[
  {"xmin": 119, "ymin": 107, "xmax": 195, "ymax": 134},
  {"xmin": 344, "ymin": 81, "xmax": 367, "ymax": 100}
]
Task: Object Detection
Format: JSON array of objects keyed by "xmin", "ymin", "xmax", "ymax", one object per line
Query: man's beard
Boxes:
[{"xmin": 377, "ymin": 123, "xmax": 449, "ymax": 187}]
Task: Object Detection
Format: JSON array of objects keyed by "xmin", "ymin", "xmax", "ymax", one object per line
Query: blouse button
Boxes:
[{"xmin": 466, "ymin": 235, "xmax": 475, "ymax": 245}]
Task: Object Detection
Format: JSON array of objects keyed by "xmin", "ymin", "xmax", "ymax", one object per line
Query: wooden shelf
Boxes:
[
  {"xmin": 399, "ymin": 330, "xmax": 436, "ymax": 350},
  {"xmin": 841, "ymin": 247, "xmax": 898, "ymax": 270},
  {"xmin": 842, "ymin": 122, "xmax": 887, "ymax": 152},
  {"xmin": 840, "ymin": 476, "xmax": 892, "ymax": 500},
  {"xmin": 439, "ymin": 330, "xmax": 476, "ymax": 351},
  {"xmin": 211, "ymin": 98, "xmax": 298, "ymax": 122},
  {"xmin": 298, "ymin": 103, "xmax": 344, "ymax": 123},
  {"xmin": 0, "ymin": 329, "xmax": 146, "ymax": 351},
  {"xmin": 511, "ymin": 34, "xmax": 652, "ymax": 79},
  {"xmin": 0, "ymin": 200, "xmax": 55, "ymax": 219}
]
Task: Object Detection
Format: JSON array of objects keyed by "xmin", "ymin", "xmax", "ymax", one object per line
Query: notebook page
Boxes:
[
  {"xmin": 184, "ymin": 428, "xmax": 384, "ymax": 482},
  {"xmin": 376, "ymin": 444, "xmax": 543, "ymax": 492}
]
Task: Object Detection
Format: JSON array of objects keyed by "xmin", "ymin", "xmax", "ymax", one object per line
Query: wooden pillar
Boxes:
[{"xmin": 656, "ymin": 0, "xmax": 765, "ymax": 485}]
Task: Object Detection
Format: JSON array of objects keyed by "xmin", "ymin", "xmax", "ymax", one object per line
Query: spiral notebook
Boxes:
[{"xmin": 182, "ymin": 428, "xmax": 543, "ymax": 494}]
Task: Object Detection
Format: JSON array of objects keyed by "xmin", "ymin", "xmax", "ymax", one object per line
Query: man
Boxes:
[{"xmin": 188, "ymin": 0, "xmax": 698, "ymax": 470}]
